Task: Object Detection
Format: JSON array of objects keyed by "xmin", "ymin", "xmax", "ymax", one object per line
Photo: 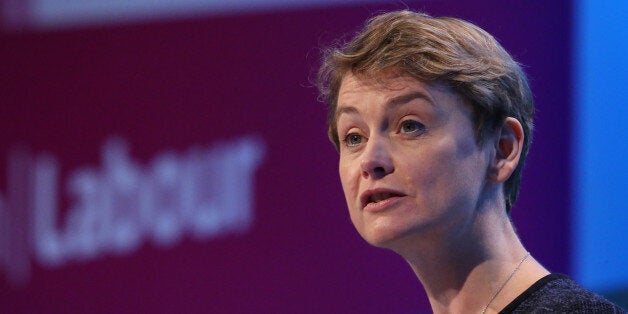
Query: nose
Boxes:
[{"xmin": 360, "ymin": 136, "xmax": 394, "ymax": 179}]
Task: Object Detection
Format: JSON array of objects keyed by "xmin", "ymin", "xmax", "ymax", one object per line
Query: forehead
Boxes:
[
  {"xmin": 338, "ymin": 72, "xmax": 428, "ymax": 100},
  {"xmin": 336, "ymin": 71, "xmax": 462, "ymax": 114},
  {"xmin": 334, "ymin": 71, "xmax": 475, "ymax": 129}
]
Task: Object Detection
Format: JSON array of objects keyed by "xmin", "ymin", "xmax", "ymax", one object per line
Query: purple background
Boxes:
[{"xmin": 0, "ymin": 1, "xmax": 571, "ymax": 313}]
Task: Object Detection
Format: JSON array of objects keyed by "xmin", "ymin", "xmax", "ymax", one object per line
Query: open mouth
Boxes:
[
  {"xmin": 362, "ymin": 190, "xmax": 404, "ymax": 208},
  {"xmin": 369, "ymin": 192, "xmax": 400, "ymax": 203}
]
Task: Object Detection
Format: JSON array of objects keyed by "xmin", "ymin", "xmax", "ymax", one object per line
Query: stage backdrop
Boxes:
[{"xmin": 1, "ymin": 1, "xmax": 575, "ymax": 313}]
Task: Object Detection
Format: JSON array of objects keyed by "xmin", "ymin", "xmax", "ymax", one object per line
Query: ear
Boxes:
[{"xmin": 489, "ymin": 117, "xmax": 524, "ymax": 183}]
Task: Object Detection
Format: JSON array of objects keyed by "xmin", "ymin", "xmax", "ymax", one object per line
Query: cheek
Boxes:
[
  {"xmin": 406, "ymin": 137, "xmax": 486, "ymax": 211},
  {"xmin": 338, "ymin": 159, "xmax": 366, "ymax": 234},
  {"xmin": 338, "ymin": 158, "xmax": 359, "ymax": 203},
  {"xmin": 403, "ymin": 140, "xmax": 467, "ymax": 202}
]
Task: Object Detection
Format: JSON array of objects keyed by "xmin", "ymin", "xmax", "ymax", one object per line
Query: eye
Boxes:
[
  {"xmin": 343, "ymin": 133, "xmax": 365, "ymax": 147},
  {"xmin": 400, "ymin": 120, "xmax": 425, "ymax": 134}
]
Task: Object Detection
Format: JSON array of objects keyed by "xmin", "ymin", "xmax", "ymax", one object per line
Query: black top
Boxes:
[{"xmin": 500, "ymin": 273, "xmax": 625, "ymax": 313}]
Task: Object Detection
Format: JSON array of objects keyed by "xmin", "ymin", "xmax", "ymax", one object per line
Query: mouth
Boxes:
[{"xmin": 361, "ymin": 189, "xmax": 405, "ymax": 209}]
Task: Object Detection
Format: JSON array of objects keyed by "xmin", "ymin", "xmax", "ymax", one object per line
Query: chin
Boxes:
[
  {"xmin": 357, "ymin": 217, "xmax": 439, "ymax": 254},
  {"xmin": 358, "ymin": 224, "xmax": 415, "ymax": 250}
]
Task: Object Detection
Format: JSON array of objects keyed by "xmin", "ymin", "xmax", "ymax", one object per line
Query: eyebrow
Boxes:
[
  {"xmin": 387, "ymin": 90, "xmax": 434, "ymax": 108},
  {"xmin": 335, "ymin": 90, "xmax": 434, "ymax": 121}
]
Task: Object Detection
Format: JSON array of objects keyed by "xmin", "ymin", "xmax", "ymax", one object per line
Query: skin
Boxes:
[{"xmin": 335, "ymin": 71, "xmax": 549, "ymax": 313}]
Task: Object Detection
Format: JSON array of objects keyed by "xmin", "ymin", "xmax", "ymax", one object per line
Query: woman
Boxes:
[{"xmin": 318, "ymin": 10, "xmax": 624, "ymax": 313}]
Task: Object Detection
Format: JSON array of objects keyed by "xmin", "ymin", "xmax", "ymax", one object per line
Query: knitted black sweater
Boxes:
[{"xmin": 501, "ymin": 273, "xmax": 625, "ymax": 313}]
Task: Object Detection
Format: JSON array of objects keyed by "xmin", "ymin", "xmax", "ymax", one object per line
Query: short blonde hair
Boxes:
[{"xmin": 318, "ymin": 10, "xmax": 534, "ymax": 212}]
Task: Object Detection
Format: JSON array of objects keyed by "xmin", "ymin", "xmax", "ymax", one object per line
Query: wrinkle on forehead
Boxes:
[
  {"xmin": 336, "ymin": 72, "xmax": 453, "ymax": 116},
  {"xmin": 338, "ymin": 69, "xmax": 456, "ymax": 102},
  {"xmin": 340, "ymin": 69, "xmax": 416, "ymax": 95},
  {"xmin": 335, "ymin": 72, "xmax": 475, "ymax": 139}
]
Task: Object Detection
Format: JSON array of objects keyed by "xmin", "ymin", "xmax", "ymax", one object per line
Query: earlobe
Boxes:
[{"xmin": 490, "ymin": 117, "xmax": 524, "ymax": 183}]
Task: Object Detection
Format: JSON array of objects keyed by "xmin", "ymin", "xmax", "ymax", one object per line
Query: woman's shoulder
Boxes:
[{"xmin": 500, "ymin": 273, "xmax": 625, "ymax": 313}]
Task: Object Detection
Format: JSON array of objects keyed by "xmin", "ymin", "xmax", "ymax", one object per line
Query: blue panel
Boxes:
[{"xmin": 574, "ymin": 0, "xmax": 628, "ymax": 291}]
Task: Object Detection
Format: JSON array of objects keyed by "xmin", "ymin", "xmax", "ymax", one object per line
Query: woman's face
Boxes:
[{"xmin": 336, "ymin": 72, "xmax": 493, "ymax": 250}]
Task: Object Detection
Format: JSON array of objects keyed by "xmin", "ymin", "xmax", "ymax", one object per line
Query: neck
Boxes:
[{"xmin": 391, "ymin": 200, "xmax": 547, "ymax": 313}]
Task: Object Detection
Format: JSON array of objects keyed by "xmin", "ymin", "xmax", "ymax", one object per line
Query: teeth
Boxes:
[{"xmin": 371, "ymin": 193, "xmax": 392, "ymax": 203}]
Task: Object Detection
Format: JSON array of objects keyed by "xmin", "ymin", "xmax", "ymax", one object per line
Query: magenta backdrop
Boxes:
[{"xmin": 1, "ymin": 1, "xmax": 571, "ymax": 313}]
